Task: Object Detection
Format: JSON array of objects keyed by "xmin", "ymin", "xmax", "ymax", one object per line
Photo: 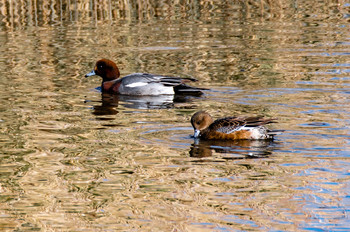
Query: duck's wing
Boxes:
[
  {"xmin": 120, "ymin": 73, "xmax": 159, "ymax": 85},
  {"xmin": 240, "ymin": 117, "xmax": 276, "ymax": 127},
  {"xmin": 160, "ymin": 76, "xmax": 198, "ymax": 86},
  {"xmin": 209, "ymin": 117, "xmax": 246, "ymax": 134},
  {"xmin": 210, "ymin": 117, "xmax": 276, "ymax": 134},
  {"xmin": 121, "ymin": 73, "xmax": 197, "ymax": 86},
  {"xmin": 121, "ymin": 73, "xmax": 205, "ymax": 95}
]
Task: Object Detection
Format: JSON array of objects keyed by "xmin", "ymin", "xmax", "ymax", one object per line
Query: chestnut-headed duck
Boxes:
[
  {"xmin": 191, "ymin": 111, "xmax": 279, "ymax": 140},
  {"xmin": 85, "ymin": 59, "xmax": 205, "ymax": 96}
]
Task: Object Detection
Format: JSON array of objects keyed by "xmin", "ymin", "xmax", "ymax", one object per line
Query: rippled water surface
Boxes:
[{"xmin": 0, "ymin": 0, "xmax": 350, "ymax": 231}]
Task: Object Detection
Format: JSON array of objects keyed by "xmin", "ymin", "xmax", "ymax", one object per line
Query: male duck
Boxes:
[
  {"xmin": 85, "ymin": 59, "xmax": 204, "ymax": 96},
  {"xmin": 191, "ymin": 111, "xmax": 279, "ymax": 140}
]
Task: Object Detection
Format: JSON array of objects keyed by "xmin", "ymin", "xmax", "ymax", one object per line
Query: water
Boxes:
[{"xmin": 0, "ymin": 0, "xmax": 350, "ymax": 231}]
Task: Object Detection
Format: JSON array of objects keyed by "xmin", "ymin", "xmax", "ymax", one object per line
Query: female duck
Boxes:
[
  {"xmin": 191, "ymin": 111, "xmax": 279, "ymax": 140},
  {"xmin": 85, "ymin": 59, "xmax": 204, "ymax": 96}
]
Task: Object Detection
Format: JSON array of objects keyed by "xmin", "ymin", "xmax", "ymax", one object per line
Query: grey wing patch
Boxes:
[
  {"xmin": 209, "ymin": 117, "xmax": 246, "ymax": 134},
  {"xmin": 123, "ymin": 73, "xmax": 182, "ymax": 85},
  {"xmin": 122, "ymin": 73, "xmax": 198, "ymax": 86},
  {"xmin": 121, "ymin": 73, "xmax": 162, "ymax": 84}
]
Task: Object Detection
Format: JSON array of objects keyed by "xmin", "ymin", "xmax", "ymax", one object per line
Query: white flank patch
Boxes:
[
  {"xmin": 250, "ymin": 129, "xmax": 262, "ymax": 139},
  {"xmin": 234, "ymin": 126, "xmax": 265, "ymax": 139},
  {"xmin": 125, "ymin": 82, "xmax": 148, "ymax": 88}
]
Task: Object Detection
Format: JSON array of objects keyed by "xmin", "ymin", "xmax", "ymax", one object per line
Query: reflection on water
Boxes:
[
  {"xmin": 0, "ymin": 0, "xmax": 350, "ymax": 231},
  {"xmin": 88, "ymin": 91, "xmax": 204, "ymax": 114},
  {"xmin": 190, "ymin": 139, "xmax": 275, "ymax": 158}
]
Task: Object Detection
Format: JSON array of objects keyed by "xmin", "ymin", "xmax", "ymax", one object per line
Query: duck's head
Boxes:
[
  {"xmin": 190, "ymin": 111, "xmax": 213, "ymax": 138},
  {"xmin": 85, "ymin": 59, "xmax": 120, "ymax": 82}
]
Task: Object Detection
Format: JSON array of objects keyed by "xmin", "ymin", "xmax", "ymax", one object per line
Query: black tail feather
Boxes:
[{"xmin": 174, "ymin": 84, "xmax": 208, "ymax": 96}]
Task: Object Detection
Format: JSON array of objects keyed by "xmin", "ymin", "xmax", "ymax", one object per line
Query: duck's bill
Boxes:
[
  {"xmin": 85, "ymin": 70, "xmax": 96, "ymax": 77},
  {"xmin": 193, "ymin": 129, "xmax": 200, "ymax": 138}
]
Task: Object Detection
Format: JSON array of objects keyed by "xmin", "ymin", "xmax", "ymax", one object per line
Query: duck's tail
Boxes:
[
  {"xmin": 159, "ymin": 76, "xmax": 207, "ymax": 96},
  {"xmin": 174, "ymin": 84, "xmax": 208, "ymax": 96},
  {"xmin": 267, "ymin": 129, "xmax": 284, "ymax": 139}
]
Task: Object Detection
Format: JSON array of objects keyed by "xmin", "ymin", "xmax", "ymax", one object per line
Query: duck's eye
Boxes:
[{"xmin": 98, "ymin": 64, "xmax": 103, "ymax": 69}]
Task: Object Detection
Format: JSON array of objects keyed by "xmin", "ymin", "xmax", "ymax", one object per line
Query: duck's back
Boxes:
[
  {"xmin": 117, "ymin": 73, "xmax": 203, "ymax": 96},
  {"xmin": 201, "ymin": 117, "xmax": 275, "ymax": 140}
]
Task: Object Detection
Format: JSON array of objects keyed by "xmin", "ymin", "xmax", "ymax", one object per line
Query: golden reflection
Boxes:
[{"xmin": 0, "ymin": 0, "xmax": 348, "ymax": 28}]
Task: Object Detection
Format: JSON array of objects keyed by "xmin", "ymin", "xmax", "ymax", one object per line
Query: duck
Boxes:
[
  {"xmin": 191, "ymin": 111, "xmax": 280, "ymax": 140},
  {"xmin": 85, "ymin": 59, "xmax": 205, "ymax": 96}
]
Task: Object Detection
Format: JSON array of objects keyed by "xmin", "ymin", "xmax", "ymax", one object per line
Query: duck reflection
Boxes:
[
  {"xmin": 189, "ymin": 139, "xmax": 275, "ymax": 158},
  {"xmin": 117, "ymin": 94, "xmax": 175, "ymax": 109},
  {"xmin": 90, "ymin": 93, "xmax": 119, "ymax": 116},
  {"xmin": 90, "ymin": 92, "xmax": 202, "ymax": 116}
]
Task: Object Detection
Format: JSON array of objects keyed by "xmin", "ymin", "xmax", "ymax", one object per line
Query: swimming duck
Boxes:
[
  {"xmin": 85, "ymin": 59, "xmax": 204, "ymax": 96},
  {"xmin": 191, "ymin": 111, "xmax": 279, "ymax": 140}
]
